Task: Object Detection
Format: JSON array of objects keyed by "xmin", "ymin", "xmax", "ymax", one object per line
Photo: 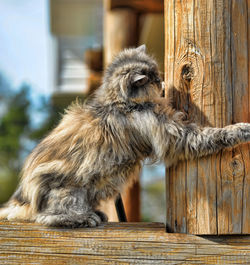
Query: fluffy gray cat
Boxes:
[{"xmin": 0, "ymin": 45, "xmax": 250, "ymax": 227}]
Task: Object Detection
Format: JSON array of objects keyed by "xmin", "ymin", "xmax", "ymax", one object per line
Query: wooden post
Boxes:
[
  {"xmin": 165, "ymin": 0, "xmax": 249, "ymax": 234},
  {"xmin": 103, "ymin": 2, "xmax": 140, "ymax": 222},
  {"xmin": 104, "ymin": 8, "xmax": 138, "ymax": 66},
  {"xmin": 85, "ymin": 48, "xmax": 103, "ymax": 95}
]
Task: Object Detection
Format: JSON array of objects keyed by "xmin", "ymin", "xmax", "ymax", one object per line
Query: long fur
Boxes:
[{"xmin": 1, "ymin": 45, "xmax": 250, "ymax": 227}]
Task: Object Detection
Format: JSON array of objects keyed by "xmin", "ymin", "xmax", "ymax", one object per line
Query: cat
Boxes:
[{"xmin": 0, "ymin": 45, "xmax": 250, "ymax": 227}]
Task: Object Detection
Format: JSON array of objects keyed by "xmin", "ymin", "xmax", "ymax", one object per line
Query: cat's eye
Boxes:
[
  {"xmin": 132, "ymin": 74, "xmax": 148, "ymax": 87},
  {"xmin": 134, "ymin": 77, "xmax": 148, "ymax": 87}
]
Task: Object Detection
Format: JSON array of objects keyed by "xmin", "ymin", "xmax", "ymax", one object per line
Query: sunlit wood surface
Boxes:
[
  {"xmin": 165, "ymin": 0, "xmax": 250, "ymax": 235},
  {"xmin": 0, "ymin": 221, "xmax": 249, "ymax": 264}
]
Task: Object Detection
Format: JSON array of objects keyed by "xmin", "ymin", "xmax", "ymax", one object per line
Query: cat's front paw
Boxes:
[
  {"xmin": 36, "ymin": 211, "xmax": 103, "ymax": 228},
  {"xmin": 236, "ymin": 123, "xmax": 250, "ymax": 142},
  {"xmin": 81, "ymin": 211, "xmax": 103, "ymax": 227}
]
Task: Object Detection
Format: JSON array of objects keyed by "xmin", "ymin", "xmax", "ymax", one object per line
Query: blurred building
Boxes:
[{"xmin": 49, "ymin": 0, "xmax": 103, "ymax": 107}]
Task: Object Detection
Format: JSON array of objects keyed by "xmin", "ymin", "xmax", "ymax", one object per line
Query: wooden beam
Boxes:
[
  {"xmin": 165, "ymin": 0, "xmax": 249, "ymax": 235},
  {"xmin": 107, "ymin": 0, "xmax": 164, "ymax": 13},
  {"xmin": 104, "ymin": 7, "xmax": 138, "ymax": 66},
  {"xmin": 0, "ymin": 221, "xmax": 249, "ymax": 264},
  {"xmin": 122, "ymin": 180, "xmax": 141, "ymax": 222}
]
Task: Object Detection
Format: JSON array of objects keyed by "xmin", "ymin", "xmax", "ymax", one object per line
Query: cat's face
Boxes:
[
  {"xmin": 103, "ymin": 45, "xmax": 162, "ymax": 102},
  {"xmin": 126, "ymin": 51, "xmax": 162, "ymax": 100}
]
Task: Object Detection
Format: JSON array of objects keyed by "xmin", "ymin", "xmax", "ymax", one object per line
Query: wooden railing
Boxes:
[{"xmin": 1, "ymin": 221, "xmax": 249, "ymax": 264}]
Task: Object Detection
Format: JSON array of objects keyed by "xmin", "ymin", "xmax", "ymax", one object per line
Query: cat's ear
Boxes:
[
  {"xmin": 136, "ymin": 44, "xmax": 146, "ymax": 53},
  {"xmin": 132, "ymin": 74, "xmax": 148, "ymax": 86}
]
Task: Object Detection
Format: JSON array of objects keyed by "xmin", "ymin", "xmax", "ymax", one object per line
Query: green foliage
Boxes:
[
  {"xmin": 141, "ymin": 179, "xmax": 166, "ymax": 223},
  {"xmin": 0, "ymin": 167, "xmax": 17, "ymax": 203},
  {"xmin": 0, "ymin": 83, "xmax": 32, "ymax": 203},
  {"xmin": 0, "ymin": 85, "xmax": 31, "ymax": 169},
  {"xmin": 0, "ymin": 73, "xmax": 64, "ymax": 204}
]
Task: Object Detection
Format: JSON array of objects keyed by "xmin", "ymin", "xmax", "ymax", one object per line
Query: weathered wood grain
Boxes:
[
  {"xmin": 165, "ymin": 0, "xmax": 250, "ymax": 235},
  {"xmin": 0, "ymin": 221, "xmax": 249, "ymax": 264}
]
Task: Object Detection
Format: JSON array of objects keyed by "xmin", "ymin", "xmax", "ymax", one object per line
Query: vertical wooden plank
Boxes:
[
  {"xmin": 122, "ymin": 181, "xmax": 141, "ymax": 222},
  {"xmin": 164, "ymin": 0, "xmax": 175, "ymax": 91},
  {"xmin": 217, "ymin": 0, "xmax": 249, "ymax": 235},
  {"xmin": 215, "ymin": 0, "xmax": 232, "ymax": 234},
  {"xmin": 214, "ymin": 0, "xmax": 232, "ymax": 235},
  {"xmin": 230, "ymin": 0, "xmax": 249, "ymax": 234},
  {"xmin": 194, "ymin": 0, "xmax": 217, "ymax": 234},
  {"xmin": 197, "ymin": 157, "xmax": 217, "ymax": 234},
  {"xmin": 165, "ymin": 0, "xmax": 176, "ymax": 233},
  {"xmin": 176, "ymin": 0, "xmax": 198, "ymax": 235},
  {"xmin": 244, "ymin": 0, "xmax": 250, "ymax": 235},
  {"xmin": 175, "ymin": 162, "xmax": 187, "ymax": 233},
  {"xmin": 186, "ymin": 161, "xmax": 198, "ymax": 234},
  {"xmin": 104, "ymin": 6, "xmax": 138, "ymax": 66},
  {"xmin": 231, "ymin": 0, "xmax": 249, "ymax": 123},
  {"xmin": 218, "ymin": 148, "xmax": 244, "ymax": 234},
  {"xmin": 165, "ymin": 168, "xmax": 172, "ymax": 232},
  {"xmin": 242, "ymin": 143, "xmax": 250, "ymax": 233},
  {"xmin": 164, "ymin": 0, "xmax": 249, "ymax": 234}
]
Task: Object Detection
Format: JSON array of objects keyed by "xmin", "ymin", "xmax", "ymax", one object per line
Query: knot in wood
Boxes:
[
  {"xmin": 181, "ymin": 64, "xmax": 193, "ymax": 81},
  {"xmin": 221, "ymin": 153, "xmax": 244, "ymax": 185},
  {"xmin": 229, "ymin": 157, "xmax": 243, "ymax": 178}
]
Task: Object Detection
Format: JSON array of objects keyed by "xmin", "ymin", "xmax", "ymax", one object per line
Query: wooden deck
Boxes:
[{"xmin": 0, "ymin": 221, "xmax": 249, "ymax": 264}]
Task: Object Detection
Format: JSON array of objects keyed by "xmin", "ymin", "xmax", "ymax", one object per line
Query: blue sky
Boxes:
[{"xmin": 0, "ymin": 0, "xmax": 50, "ymax": 95}]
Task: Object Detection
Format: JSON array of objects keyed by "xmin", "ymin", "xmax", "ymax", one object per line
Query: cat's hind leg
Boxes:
[{"xmin": 35, "ymin": 188, "xmax": 107, "ymax": 228}]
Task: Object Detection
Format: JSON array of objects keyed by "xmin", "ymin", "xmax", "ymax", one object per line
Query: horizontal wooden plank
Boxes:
[
  {"xmin": 107, "ymin": 0, "xmax": 164, "ymax": 13},
  {"xmin": 0, "ymin": 221, "xmax": 249, "ymax": 264}
]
